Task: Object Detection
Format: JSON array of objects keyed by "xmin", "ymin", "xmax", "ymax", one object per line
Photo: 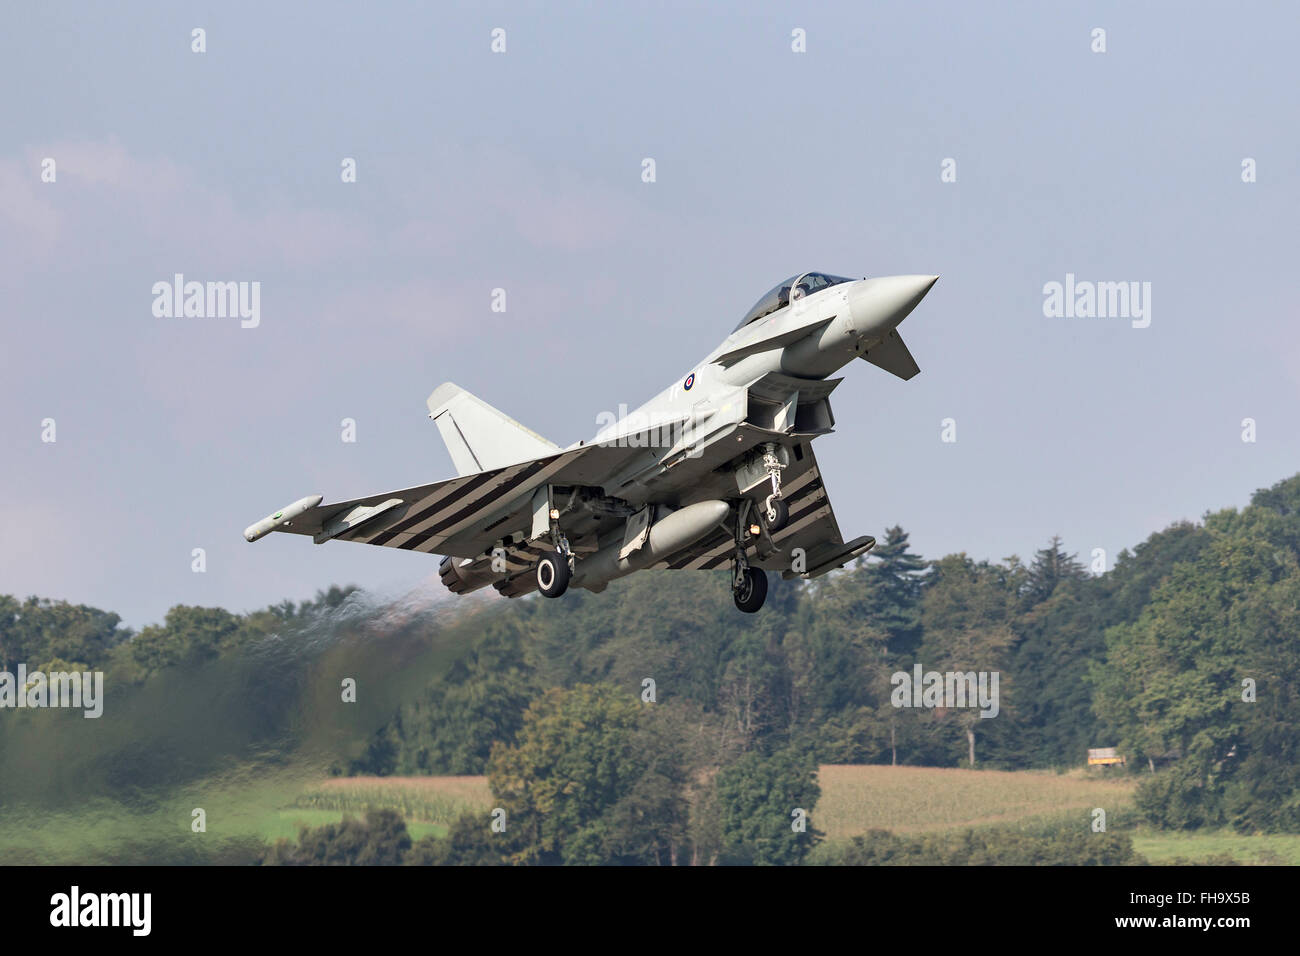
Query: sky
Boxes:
[{"xmin": 1, "ymin": 1, "xmax": 1297, "ymax": 628}]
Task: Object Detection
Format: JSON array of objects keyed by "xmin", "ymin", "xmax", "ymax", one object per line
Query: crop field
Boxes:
[
  {"xmin": 814, "ymin": 765, "xmax": 1137, "ymax": 836},
  {"xmin": 289, "ymin": 775, "xmax": 494, "ymax": 828},
  {"xmin": 279, "ymin": 766, "xmax": 1135, "ymax": 840}
]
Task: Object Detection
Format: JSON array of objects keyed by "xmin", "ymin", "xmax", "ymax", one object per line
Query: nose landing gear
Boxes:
[
  {"xmin": 764, "ymin": 495, "xmax": 789, "ymax": 534},
  {"xmin": 759, "ymin": 443, "xmax": 789, "ymax": 533}
]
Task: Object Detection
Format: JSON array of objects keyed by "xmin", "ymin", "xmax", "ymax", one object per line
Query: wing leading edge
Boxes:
[{"xmin": 250, "ymin": 441, "xmax": 648, "ymax": 561}]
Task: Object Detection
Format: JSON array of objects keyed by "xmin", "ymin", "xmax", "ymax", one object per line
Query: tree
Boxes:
[
  {"xmin": 1093, "ymin": 483, "xmax": 1300, "ymax": 830},
  {"xmin": 1006, "ymin": 579, "xmax": 1106, "ymax": 767},
  {"xmin": 407, "ymin": 811, "xmax": 507, "ymax": 866},
  {"xmin": 371, "ymin": 621, "xmax": 537, "ymax": 775},
  {"xmin": 917, "ymin": 555, "xmax": 1016, "ymax": 766},
  {"xmin": 1023, "ymin": 535, "xmax": 1087, "ymax": 607},
  {"xmin": 0, "ymin": 596, "xmax": 127, "ymax": 672},
  {"xmin": 486, "ymin": 683, "xmax": 680, "ymax": 865},
  {"xmin": 263, "ymin": 809, "xmax": 411, "ymax": 865},
  {"xmin": 715, "ymin": 745, "xmax": 822, "ymax": 865},
  {"xmin": 596, "ymin": 707, "xmax": 691, "ymax": 865},
  {"xmin": 1097, "ymin": 522, "xmax": 1208, "ymax": 627},
  {"xmin": 125, "ymin": 605, "xmax": 242, "ymax": 678},
  {"xmin": 864, "ymin": 525, "xmax": 928, "ymax": 656}
]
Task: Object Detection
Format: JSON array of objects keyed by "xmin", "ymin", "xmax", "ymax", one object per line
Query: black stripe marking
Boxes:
[
  {"xmin": 368, "ymin": 471, "xmax": 499, "ymax": 546},
  {"xmin": 665, "ymin": 481, "xmax": 828, "ymax": 570},
  {"xmin": 375, "ymin": 461, "xmax": 546, "ymax": 548},
  {"xmin": 402, "ymin": 461, "xmax": 549, "ymax": 549},
  {"xmin": 781, "ymin": 485, "xmax": 828, "ymax": 530},
  {"xmin": 665, "ymin": 528, "xmax": 731, "ymax": 570}
]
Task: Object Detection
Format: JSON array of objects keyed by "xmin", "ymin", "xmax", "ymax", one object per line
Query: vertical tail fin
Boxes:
[{"xmin": 426, "ymin": 382, "xmax": 561, "ymax": 476}]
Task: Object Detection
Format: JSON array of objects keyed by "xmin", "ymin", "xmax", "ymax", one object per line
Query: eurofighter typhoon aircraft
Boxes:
[{"xmin": 245, "ymin": 272, "xmax": 938, "ymax": 612}]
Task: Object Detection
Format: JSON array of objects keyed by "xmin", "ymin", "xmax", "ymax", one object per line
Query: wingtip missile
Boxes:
[{"xmin": 243, "ymin": 494, "xmax": 324, "ymax": 542}]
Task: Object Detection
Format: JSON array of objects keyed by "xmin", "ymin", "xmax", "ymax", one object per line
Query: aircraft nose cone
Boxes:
[{"xmin": 848, "ymin": 274, "xmax": 939, "ymax": 337}]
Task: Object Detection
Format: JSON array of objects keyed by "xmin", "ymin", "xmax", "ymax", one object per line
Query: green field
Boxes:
[{"xmin": 1133, "ymin": 831, "xmax": 1300, "ymax": 865}]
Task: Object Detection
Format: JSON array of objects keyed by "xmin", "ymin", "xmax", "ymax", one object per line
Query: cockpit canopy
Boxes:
[{"xmin": 734, "ymin": 272, "xmax": 855, "ymax": 332}]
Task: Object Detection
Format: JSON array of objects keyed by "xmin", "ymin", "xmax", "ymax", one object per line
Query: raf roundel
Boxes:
[{"xmin": 684, "ymin": 373, "xmax": 695, "ymax": 391}]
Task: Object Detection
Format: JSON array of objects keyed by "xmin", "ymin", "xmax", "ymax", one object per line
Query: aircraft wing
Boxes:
[
  {"xmin": 645, "ymin": 442, "xmax": 874, "ymax": 579},
  {"xmin": 249, "ymin": 420, "xmax": 873, "ymax": 590},
  {"xmin": 248, "ymin": 442, "xmax": 648, "ymax": 561}
]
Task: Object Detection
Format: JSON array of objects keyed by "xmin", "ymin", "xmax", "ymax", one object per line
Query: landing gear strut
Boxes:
[
  {"xmin": 759, "ymin": 443, "xmax": 789, "ymax": 533},
  {"xmin": 732, "ymin": 504, "xmax": 769, "ymax": 612},
  {"xmin": 537, "ymin": 491, "xmax": 573, "ymax": 599}
]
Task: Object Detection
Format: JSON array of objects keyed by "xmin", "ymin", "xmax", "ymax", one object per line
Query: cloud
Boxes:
[{"xmin": 0, "ymin": 157, "xmax": 59, "ymax": 256}]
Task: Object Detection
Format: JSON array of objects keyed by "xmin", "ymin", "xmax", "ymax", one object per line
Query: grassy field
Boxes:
[
  {"xmin": 253, "ymin": 776, "xmax": 494, "ymax": 845},
  {"xmin": 1133, "ymin": 831, "xmax": 1300, "ymax": 865},
  {"xmin": 815, "ymin": 764, "xmax": 1136, "ymax": 837}
]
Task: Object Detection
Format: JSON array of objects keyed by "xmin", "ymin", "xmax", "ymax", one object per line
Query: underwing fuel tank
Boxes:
[{"xmin": 572, "ymin": 499, "xmax": 730, "ymax": 592}]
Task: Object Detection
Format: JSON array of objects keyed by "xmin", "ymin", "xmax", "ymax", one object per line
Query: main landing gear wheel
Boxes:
[
  {"xmin": 764, "ymin": 497, "xmax": 789, "ymax": 534},
  {"xmin": 733, "ymin": 566, "xmax": 768, "ymax": 613},
  {"xmin": 536, "ymin": 551, "xmax": 571, "ymax": 598}
]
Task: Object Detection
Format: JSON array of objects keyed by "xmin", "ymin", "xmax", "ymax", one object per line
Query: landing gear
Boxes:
[
  {"xmin": 733, "ymin": 565, "xmax": 768, "ymax": 613},
  {"xmin": 731, "ymin": 500, "xmax": 771, "ymax": 613},
  {"xmin": 536, "ymin": 550, "xmax": 571, "ymax": 598},
  {"xmin": 763, "ymin": 496, "xmax": 789, "ymax": 534},
  {"xmin": 535, "ymin": 488, "xmax": 574, "ymax": 599},
  {"xmin": 759, "ymin": 442, "xmax": 788, "ymax": 534}
]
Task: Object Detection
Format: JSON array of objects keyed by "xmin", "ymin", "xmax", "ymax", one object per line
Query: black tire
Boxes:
[
  {"xmin": 764, "ymin": 497, "xmax": 790, "ymax": 534},
  {"xmin": 536, "ymin": 551, "xmax": 570, "ymax": 598},
  {"xmin": 733, "ymin": 567, "xmax": 768, "ymax": 613}
]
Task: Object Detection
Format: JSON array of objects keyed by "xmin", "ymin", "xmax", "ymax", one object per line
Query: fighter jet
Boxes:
[{"xmin": 244, "ymin": 271, "xmax": 938, "ymax": 612}]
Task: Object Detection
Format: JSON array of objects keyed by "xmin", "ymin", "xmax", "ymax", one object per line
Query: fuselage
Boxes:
[{"xmin": 590, "ymin": 273, "xmax": 938, "ymax": 455}]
